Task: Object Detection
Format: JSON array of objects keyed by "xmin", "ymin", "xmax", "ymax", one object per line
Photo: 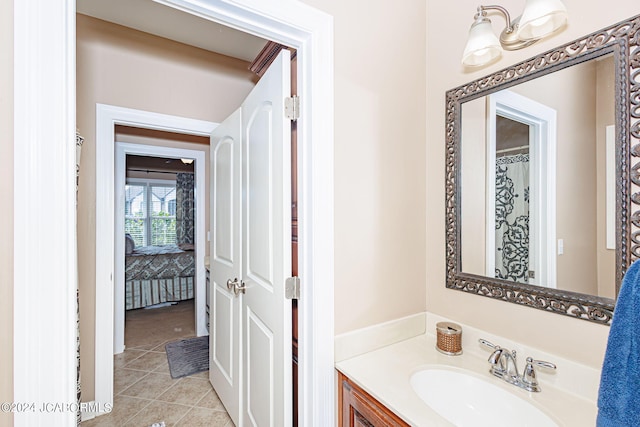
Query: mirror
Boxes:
[{"xmin": 445, "ymin": 14, "xmax": 640, "ymax": 325}]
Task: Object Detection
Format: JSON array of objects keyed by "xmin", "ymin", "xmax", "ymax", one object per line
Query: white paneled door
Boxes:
[
  {"xmin": 210, "ymin": 107, "xmax": 242, "ymax": 426},
  {"xmin": 210, "ymin": 50, "xmax": 293, "ymax": 427}
]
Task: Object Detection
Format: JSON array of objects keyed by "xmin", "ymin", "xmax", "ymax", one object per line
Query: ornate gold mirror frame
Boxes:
[{"xmin": 445, "ymin": 15, "xmax": 640, "ymax": 325}]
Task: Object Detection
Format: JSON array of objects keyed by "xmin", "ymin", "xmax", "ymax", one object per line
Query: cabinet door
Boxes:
[{"xmin": 338, "ymin": 372, "xmax": 409, "ymax": 427}]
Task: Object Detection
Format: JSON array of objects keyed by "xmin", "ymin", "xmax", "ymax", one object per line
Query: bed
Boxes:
[{"xmin": 125, "ymin": 243, "xmax": 195, "ymax": 310}]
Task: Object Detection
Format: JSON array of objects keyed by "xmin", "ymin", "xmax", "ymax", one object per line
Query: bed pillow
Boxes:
[{"xmin": 125, "ymin": 233, "xmax": 135, "ymax": 255}]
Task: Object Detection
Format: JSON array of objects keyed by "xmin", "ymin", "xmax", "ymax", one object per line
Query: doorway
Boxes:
[
  {"xmin": 13, "ymin": 1, "xmax": 334, "ymax": 426},
  {"xmin": 95, "ymin": 104, "xmax": 214, "ymax": 409},
  {"xmin": 114, "ymin": 139, "xmax": 209, "ymax": 352},
  {"xmin": 486, "ymin": 90, "xmax": 557, "ymax": 288}
]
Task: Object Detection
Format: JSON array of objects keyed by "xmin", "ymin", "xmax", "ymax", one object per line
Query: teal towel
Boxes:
[{"xmin": 597, "ymin": 259, "xmax": 640, "ymax": 426}]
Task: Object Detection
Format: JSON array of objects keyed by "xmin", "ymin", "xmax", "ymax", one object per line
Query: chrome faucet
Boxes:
[{"xmin": 479, "ymin": 339, "xmax": 556, "ymax": 392}]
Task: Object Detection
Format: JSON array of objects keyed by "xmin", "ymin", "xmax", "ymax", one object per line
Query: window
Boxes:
[{"xmin": 125, "ymin": 179, "xmax": 177, "ymax": 247}]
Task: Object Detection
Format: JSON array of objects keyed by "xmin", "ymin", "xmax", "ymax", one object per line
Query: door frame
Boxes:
[
  {"xmin": 486, "ymin": 90, "xmax": 557, "ymax": 288},
  {"xmin": 13, "ymin": 1, "xmax": 335, "ymax": 426},
  {"xmin": 95, "ymin": 104, "xmax": 214, "ymax": 413},
  {"xmin": 114, "ymin": 141, "xmax": 209, "ymax": 350}
]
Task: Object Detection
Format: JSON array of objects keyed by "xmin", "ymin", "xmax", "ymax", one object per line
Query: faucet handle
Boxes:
[
  {"xmin": 478, "ymin": 338, "xmax": 498, "ymax": 350},
  {"xmin": 522, "ymin": 357, "xmax": 557, "ymax": 392},
  {"xmin": 529, "ymin": 358, "xmax": 556, "ymax": 370}
]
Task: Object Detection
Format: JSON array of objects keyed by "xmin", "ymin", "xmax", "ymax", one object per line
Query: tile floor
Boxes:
[{"xmin": 83, "ymin": 300, "xmax": 232, "ymax": 427}]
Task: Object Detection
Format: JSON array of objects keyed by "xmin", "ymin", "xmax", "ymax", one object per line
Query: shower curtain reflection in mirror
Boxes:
[{"xmin": 495, "ymin": 149, "xmax": 530, "ymax": 283}]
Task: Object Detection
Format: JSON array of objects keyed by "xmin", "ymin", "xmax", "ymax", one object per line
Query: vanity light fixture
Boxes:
[
  {"xmin": 462, "ymin": 0, "xmax": 568, "ymax": 67},
  {"xmin": 180, "ymin": 158, "xmax": 194, "ymax": 165}
]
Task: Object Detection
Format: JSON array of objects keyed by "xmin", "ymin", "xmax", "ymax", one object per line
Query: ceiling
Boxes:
[{"xmin": 76, "ymin": 0, "xmax": 268, "ymax": 62}]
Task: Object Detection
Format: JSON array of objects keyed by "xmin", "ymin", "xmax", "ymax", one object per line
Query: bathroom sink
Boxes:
[{"xmin": 410, "ymin": 367, "xmax": 559, "ymax": 427}]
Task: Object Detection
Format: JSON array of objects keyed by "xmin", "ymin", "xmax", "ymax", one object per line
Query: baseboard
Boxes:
[{"xmin": 334, "ymin": 312, "xmax": 426, "ymax": 363}]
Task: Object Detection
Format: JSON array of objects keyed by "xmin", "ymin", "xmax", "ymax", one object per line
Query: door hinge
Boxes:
[
  {"xmin": 285, "ymin": 96, "xmax": 300, "ymax": 121},
  {"xmin": 285, "ymin": 276, "xmax": 301, "ymax": 300}
]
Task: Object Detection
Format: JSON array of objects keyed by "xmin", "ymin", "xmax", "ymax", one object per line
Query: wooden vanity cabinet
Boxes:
[{"xmin": 338, "ymin": 371, "xmax": 410, "ymax": 427}]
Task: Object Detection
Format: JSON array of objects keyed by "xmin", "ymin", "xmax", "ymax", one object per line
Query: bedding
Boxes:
[{"xmin": 125, "ymin": 244, "xmax": 195, "ymax": 310}]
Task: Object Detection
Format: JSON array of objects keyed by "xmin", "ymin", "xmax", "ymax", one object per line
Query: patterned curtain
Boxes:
[
  {"xmin": 75, "ymin": 131, "xmax": 83, "ymax": 426},
  {"xmin": 495, "ymin": 153, "xmax": 530, "ymax": 283},
  {"xmin": 176, "ymin": 172, "xmax": 195, "ymax": 244}
]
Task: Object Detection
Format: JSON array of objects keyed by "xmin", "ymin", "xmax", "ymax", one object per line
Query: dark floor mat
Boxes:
[{"xmin": 165, "ymin": 336, "xmax": 209, "ymax": 379}]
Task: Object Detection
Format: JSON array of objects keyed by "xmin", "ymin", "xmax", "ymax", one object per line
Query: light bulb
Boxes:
[
  {"xmin": 517, "ymin": 0, "xmax": 568, "ymax": 41},
  {"xmin": 462, "ymin": 17, "xmax": 503, "ymax": 67}
]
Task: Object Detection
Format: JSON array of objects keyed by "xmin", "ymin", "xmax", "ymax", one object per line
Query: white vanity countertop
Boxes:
[{"xmin": 335, "ymin": 333, "xmax": 597, "ymax": 427}]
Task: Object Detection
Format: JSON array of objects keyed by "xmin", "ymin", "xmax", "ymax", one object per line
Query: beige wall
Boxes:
[
  {"xmin": 427, "ymin": 0, "xmax": 638, "ymax": 368},
  {"xmin": 460, "ymin": 98, "xmax": 487, "ymax": 274},
  {"xmin": 596, "ymin": 57, "xmax": 617, "ymax": 298},
  {"xmin": 76, "ymin": 14, "xmax": 256, "ymax": 400},
  {"xmin": 299, "ymin": 0, "xmax": 626, "ymax": 365},
  {"xmin": 510, "ymin": 61, "xmax": 599, "ymax": 294},
  {"xmin": 300, "ymin": 0, "xmax": 428, "ymax": 335},
  {"xmin": 0, "ymin": 1, "xmax": 13, "ymax": 426}
]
